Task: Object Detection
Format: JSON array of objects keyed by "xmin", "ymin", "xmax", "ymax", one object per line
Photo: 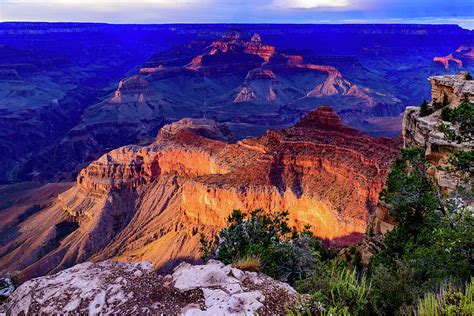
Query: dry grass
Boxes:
[{"xmin": 232, "ymin": 255, "xmax": 261, "ymax": 272}]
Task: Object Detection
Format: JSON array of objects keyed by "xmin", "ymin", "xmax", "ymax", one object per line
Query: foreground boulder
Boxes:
[{"xmin": 1, "ymin": 260, "xmax": 297, "ymax": 315}]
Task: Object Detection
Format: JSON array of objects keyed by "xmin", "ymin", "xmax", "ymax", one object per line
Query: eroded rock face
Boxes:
[
  {"xmin": 403, "ymin": 74, "xmax": 473, "ymax": 194},
  {"xmin": 403, "ymin": 106, "xmax": 473, "ymax": 193},
  {"xmin": 429, "ymin": 73, "xmax": 474, "ymax": 107},
  {"xmin": 1, "ymin": 260, "xmax": 297, "ymax": 315},
  {"xmin": 0, "ymin": 108, "xmax": 400, "ymax": 281}
]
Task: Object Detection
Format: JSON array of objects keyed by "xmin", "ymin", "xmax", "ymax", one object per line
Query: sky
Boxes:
[{"xmin": 1, "ymin": 0, "xmax": 473, "ymax": 29}]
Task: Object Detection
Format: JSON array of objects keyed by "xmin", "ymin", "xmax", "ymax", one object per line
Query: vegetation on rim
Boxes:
[{"xmin": 200, "ymin": 145, "xmax": 473, "ymax": 315}]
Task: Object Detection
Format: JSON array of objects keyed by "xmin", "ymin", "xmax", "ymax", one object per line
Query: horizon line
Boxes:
[{"xmin": 0, "ymin": 20, "xmax": 470, "ymax": 27}]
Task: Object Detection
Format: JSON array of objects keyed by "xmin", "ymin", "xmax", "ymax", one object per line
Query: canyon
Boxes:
[
  {"xmin": 1, "ymin": 23, "xmax": 473, "ymax": 183},
  {"xmin": 0, "ymin": 107, "xmax": 400, "ymax": 281},
  {"xmin": 0, "ymin": 17, "xmax": 472, "ymax": 314},
  {"xmin": 0, "ymin": 23, "xmax": 472, "ymax": 286}
]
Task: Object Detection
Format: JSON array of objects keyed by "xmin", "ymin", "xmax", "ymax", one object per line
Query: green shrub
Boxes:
[
  {"xmin": 369, "ymin": 261, "xmax": 419, "ymax": 314},
  {"xmin": 293, "ymin": 263, "xmax": 371, "ymax": 315},
  {"xmin": 198, "ymin": 233, "xmax": 216, "ymax": 261},
  {"xmin": 369, "ymin": 147, "xmax": 473, "ymax": 314},
  {"xmin": 415, "ymin": 279, "xmax": 474, "ymax": 315},
  {"xmin": 381, "ymin": 147, "xmax": 438, "ymax": 234},
  {"xmin": 437, "ymin": 100, "xmax": 473, "ymax": 143},
  {"xmin": 416, "ymin": 292, "xmax": 438, "ymax": 316},
  {"xmin": 464, "ymin": 72, "xmax": 473, "ymax": 80},
  {"xmin": 206, "ymin": 209, "xmax": 329, "ymax": 284},
  {"xmin": 444, "ymin": 150, "xmax": 474, "ymax": 193},
  {"xmin": 216, "ymin": 209, "xmax": 292, "ymax": 262},
  {"xmin": 447, "ymin": 150, "xmax": 474, "ymax": 174},
  {"xmin": 371, "ymin": 196, "xmax": 473, "ymax": 303},
  {"xmin": 441, "ymin": 106, "xmax": 452, "ymax": 121}
]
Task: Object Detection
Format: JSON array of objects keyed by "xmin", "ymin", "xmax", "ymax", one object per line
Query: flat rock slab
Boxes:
[{"xmin": 1, "ymin": 260, "xmax": 297, "ymax": 315}]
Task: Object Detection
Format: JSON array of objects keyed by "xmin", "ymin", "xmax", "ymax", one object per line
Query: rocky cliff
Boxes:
[
  {"xmin": 339, "ymin": 73, "xmax": 473, "ymax": 266},
  {"xmin": 403, "ymin": 73, "xmax": 473, "ymax": 193},
  {"xmin": 376, "ymin": 73, "xmax": 473, "ymax": 229},
  {"xmin": 0, "ymin": 107, "xmax": 400, "ymax": 281},
  {"xmin": 428, "ymin": 73, "xmax": 474, "ymax": 106}
]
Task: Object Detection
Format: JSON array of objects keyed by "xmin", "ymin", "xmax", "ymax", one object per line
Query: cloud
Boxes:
[
  {"xmin": 273, "ymin": 0, "xmax": 350, "ymax": 9},
  {"xmin": 8, "ymin": 0, "xmax": 204, "ymax": 5}
]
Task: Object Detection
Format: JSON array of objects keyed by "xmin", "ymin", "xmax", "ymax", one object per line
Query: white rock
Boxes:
[{"xmin": 3, "ymin": 260, "xmax": 297, "ymax": 315}]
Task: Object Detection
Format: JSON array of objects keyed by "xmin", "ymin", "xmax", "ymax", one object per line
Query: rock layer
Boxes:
[
  {"xmin": 0, "ymin": 107, "xmax": 400, "ymax": 281},
  {"xmin": 429, "ymin": 73, "xmax": 474, "ymax": 107}
]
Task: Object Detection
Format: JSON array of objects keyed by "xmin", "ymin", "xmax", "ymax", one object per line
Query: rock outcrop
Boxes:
[
  {"xmin": 428, "ymin": 73, "xmax": 474, "ymax": 107},
  {"xmin": 433, "ymin": 54, "xmax": 463, "ymax": 69},
  {"xmin": 1, "ymin": 260, "xmax": 297, "ymax": 315},
  {"xmin": 0, "ymin": 107, "xmax": 400, "ymax": 281},
  {"xmin": 340, "ymin": 73, "xmax": 474, "ymax": 266},
  {"xmin": 433, "ymin": 45, "xmax": 474, "ymax": 69},
  {"xmin": 403, "ymin": 73, "xmax": 473, "ymax": 193},
  {"xmin": 348, "ymin": 73, "xmax": 473, "ymax": 267}
]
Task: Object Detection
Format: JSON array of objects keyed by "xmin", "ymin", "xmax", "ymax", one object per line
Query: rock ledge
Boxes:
[{"xmin": 1, "ymin": 260, "xmax": 297, "ymax": 315}]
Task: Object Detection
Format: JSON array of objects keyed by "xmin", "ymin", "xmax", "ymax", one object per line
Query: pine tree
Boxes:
[{"xmin": 419, "ymin": 100, "xmax": 431, "ymax": 117}]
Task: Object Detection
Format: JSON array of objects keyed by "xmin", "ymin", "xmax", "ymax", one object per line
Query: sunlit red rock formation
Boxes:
[
  {"xmin": 455, "ymin": 45, "xmax": 474, "ymax": 57},
  {"xmin": 433, "ymin": 45, "xmax": 474, "ymax": 69},
  {"xmin": 433, "ymin": 53, "xmax": 463, "ymax": 69},
  {"xmin": 0, "ymin": 107, "xmax": 400, "ymax": 281},
  {"xmin": 243, "ymin": 33, "xmax": 276, "ymax": 62},
  {"xmin": 202, "ymin": 32, "xmax": 276, "ymax": 63}
]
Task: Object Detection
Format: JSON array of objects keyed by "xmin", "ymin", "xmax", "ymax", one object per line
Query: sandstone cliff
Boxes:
[
  {"xmin": 370, "ymin": 73, "xmax": 473, "ymax": 235},
  {"xmin": 403, "ymin": 73, "xmax": 473, "ymax": 193},
  {"xmin": 0, "ymin": 107, "xmax": 400, "ymax": 281}
]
